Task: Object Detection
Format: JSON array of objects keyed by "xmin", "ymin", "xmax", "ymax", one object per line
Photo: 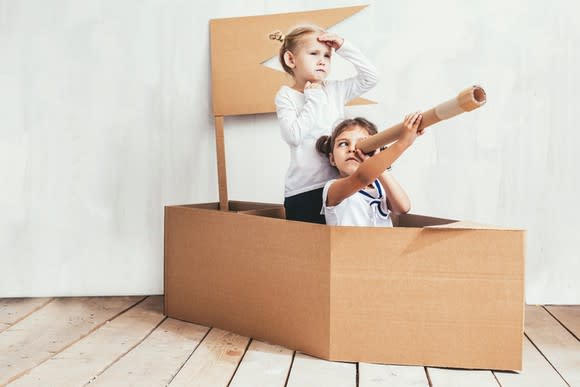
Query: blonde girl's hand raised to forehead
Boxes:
[{"xmin": 317, "ymin": 33, "xmax": 344, "ymax": 50}]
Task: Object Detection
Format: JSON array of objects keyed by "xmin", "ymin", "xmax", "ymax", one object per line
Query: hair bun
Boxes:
[{"xmin": 268, "ymin": 30, "xmax": 285, "ymax": 42}]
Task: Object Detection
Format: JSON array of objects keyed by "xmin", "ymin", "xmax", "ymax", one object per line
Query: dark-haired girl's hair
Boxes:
[
  {"xmin": 315, "ymin": 135, "xmax": 332, "ymax": 155},
  {"xmin": 316, "ymin": 117, "xmax": 379, "ymax": 157}
]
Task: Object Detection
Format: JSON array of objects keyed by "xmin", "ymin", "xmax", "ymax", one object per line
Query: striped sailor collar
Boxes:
[{"xmin": 357, "ymin": 179, "xmax": 382, "ymax": 200}]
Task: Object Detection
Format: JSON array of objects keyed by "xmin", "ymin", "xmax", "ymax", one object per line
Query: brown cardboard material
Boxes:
[
  {"xmin": 164, "ymin": 203, "xmax": 525, "ymax": 370},
  {"xmin": 164, "ymin": 6, "xmax": 525, "ymax": 371},
  {"xmin": 210, "ymin": 6, "xmax": 375, "ymax": 116},
  {"xmin": 357, "ymin": 86, "xmax": 487, "ymax": 153}
]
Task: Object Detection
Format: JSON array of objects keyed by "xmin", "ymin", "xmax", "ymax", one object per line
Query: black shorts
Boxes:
[{"xmin": 284, "ymin": 187, "xmax": 326, "ymax": 224}]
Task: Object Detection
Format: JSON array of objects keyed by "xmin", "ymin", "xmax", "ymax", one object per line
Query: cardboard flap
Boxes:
[
  {"xmin": 394, "ymin": 213, "xmax": 457, "ymax": 228},
  {"xmin": 425, "ymin": 220, "xmax": 523, "ymax": 231}
]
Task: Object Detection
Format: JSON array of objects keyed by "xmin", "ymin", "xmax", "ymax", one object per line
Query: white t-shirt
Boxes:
[
  {"xmin": 322, "ymin": 179, "xmax": 393, "ymax": 227},
  {"xmin": 275, "ymin": 40, "xmax": 378, "ymax": 197}
]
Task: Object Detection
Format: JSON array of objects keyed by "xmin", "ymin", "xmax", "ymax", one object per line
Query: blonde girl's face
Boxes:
[
  {"xmin": 291, "ymin": 33, "xmax": 332, "ymax": 83},
  {"xmin": 330, "ymin": 126, "xmax": 371, "ymax": 177}
]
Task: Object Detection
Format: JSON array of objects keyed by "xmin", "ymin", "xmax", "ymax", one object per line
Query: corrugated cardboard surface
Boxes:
[
  {"xmin": 164, "ymin": 203, "xmax": 525, "ymax": 370},
  {"xmin": 329, "ymin": 226, "xmax": 525, "ymax": 370},
  {"xmin": 164, "ymin": 204, "xmax": 331, "ymax": 358}
]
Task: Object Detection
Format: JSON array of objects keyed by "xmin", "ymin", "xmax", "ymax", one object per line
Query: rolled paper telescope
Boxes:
[{"xmin": 356, "ymin": 85, "xmax": 487, "ymax": 153}]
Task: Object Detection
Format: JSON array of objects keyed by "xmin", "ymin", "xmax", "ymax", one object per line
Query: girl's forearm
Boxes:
[
  {"xmin": 353, "ymin": 141, "xmax": 408, "ymax": 187},
  {"xmin": 378, "ymin": 172, "xmax": 411, "ymax": 214}
]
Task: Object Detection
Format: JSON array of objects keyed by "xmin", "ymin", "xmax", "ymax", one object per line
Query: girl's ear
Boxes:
[
  {"xmin": 283, "ymin": 51, "xmax": 295, "ymax": 69},
  {"xmin": 329, "ymin": 153, "xmax": 336, "ymax": 166}
]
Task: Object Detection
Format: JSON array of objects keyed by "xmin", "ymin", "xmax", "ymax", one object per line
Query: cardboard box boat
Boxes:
[
  {"xmin": 163, "ymin": 6, "xmax": 525, "ymax": 371},
  {"xmin": 164, "ymin": 201, "xmax": 525, "ymax": 371}
]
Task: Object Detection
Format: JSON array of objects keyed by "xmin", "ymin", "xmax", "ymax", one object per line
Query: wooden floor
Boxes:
[{"xmin": 1, "ymin": 297, "xmax": 578, "ymax": 387}]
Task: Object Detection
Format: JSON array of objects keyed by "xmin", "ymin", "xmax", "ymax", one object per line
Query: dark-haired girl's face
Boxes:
[{"xmin": 329, "ymin": 125, "xmax": 373, "ymax": 177}]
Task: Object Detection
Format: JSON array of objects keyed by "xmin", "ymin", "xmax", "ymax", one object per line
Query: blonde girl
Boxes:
[{"xmin": 272, "ymin": 25, "xmax": 378, "ymax": 223}]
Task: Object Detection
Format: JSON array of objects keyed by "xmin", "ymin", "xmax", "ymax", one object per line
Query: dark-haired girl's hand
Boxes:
[
  {"xmin": 355, "ymin": 148, "xmax": 376, "ymax": 162},
  {"xmin": 399, "ymin": 111, "xmax": 422, "ymax": 148}
]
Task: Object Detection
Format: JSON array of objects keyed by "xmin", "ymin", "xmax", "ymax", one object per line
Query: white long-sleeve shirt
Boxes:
[{"xmin": 275, "ymin": 40, "xmax": 378, "ymax": 198}]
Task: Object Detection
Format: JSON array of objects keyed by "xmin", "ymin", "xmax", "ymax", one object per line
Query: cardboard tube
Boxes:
[{"xmin": 356, "ymin": 86, "xmax": 486, "ymax": 153}]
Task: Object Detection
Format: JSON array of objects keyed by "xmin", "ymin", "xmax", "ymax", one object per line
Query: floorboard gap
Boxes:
[
  {"xmin": 424, "ymin": 367, "xmax": 433, "ymax": 387},
  {"xmin": 83, "ymin": 315, "xmax": 169, "ymax": 386},
  {"xmin": 0, "ymin": 298, "xmax": 55, "ymax": 335},
  {"xmin": 6, "ymin": 295, "xmax": 148, "ymax": 385},
  {"xmin": 166, "ymin": 326, "xmax": 213, "ymax": 385},
  {"xmin": 283, "ymin": 351, "xmax": 296, "ymax": 387},
  {"xmin": 226, "ymin": 337, "xmax": 252, "ymax": 387},
  {"xmin": 524, "ymin": 332, "xmax": 571, "ymax": 387},
  {"xmin": 542, "ymin": 306, "xmax": 580, "ymax": 342}
]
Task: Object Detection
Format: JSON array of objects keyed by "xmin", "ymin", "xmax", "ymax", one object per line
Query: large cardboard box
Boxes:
[
  {"xmin": 164, "ymin": 6, "xmax": 525, "ymax": 371},
  {"xmin": 164, "ymin": 202, "xmax": 525, "ymax": 370}
]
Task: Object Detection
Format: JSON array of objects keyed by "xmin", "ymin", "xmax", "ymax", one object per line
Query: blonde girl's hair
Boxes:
[
  {"xmin": 269, "ymin": 25, "xmax": 325, "ymax": 76},
  {"xmin": 316, "ymin": 117, "xmax": 379, "ymax": 156}
]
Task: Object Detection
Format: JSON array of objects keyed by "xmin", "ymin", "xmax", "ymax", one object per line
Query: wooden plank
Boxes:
[
  {"xmin": 494, "ymin": 335, "xmax": 568, "ymax": 387},
  {"xmin": 525, "ymin": 305, "xmax": 580, "ymax": 386},
  {"xmin": 0, "ymin": 296, "xmax": 142, "ymax": 385},
  {"xmin": 0, "ymin": 298, "xmax": 52, "ymax": 330},
  {"xmin": 90, "ymin": 318, "xmax": 210, "ymax": 386},
  {"xmin": 359, "ymin": 362, "xmax": 429, "ymax": 386},
  {"xmin": 545, "ymin": 305, "xmax": 580, "ymax": 340},
  {"xmin": 427, "ymin": 368, "xmax": 499, "ymax": 387},
  {"xmin": 9, "ymin": 296, "xmax": 164, "ymax": 386},
  {"xmin": 168, "ymin": 327, "xmax": 249, "ymax": 386},
  {"xmin": 286, "ymin": 353, "xmax": 356, "ymax": 387},
  {"xmin": 229, "ymin": 340, "xmax": 294, "ymax": 387},
  {"xmin": 215, "ymin": 115, "xmax": 229, "ymax": 211}
]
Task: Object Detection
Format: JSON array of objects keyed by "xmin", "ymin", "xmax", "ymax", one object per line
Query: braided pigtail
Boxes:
[{"xmin": 316, "ymin": 135, "xmax": 332, "ymax": 156}]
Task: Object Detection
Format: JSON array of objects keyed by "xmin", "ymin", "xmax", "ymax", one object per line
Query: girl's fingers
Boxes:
[
  {"xmin": 403, "ymin": 112, "xmax": 422, "ymax": 130},
  {"xmin": 411, "ymin": 112, "xmax": 421, "ymax": 123},
  {"xmin": 317, "ymin": 34, "xmax": 342, "ymax": 47},
  {"xmin": 318, "ymin": 33, "xmax": 335, "ymax": 40},
  {"xmin": 412, "ymin": 114, "xmax": 422, "ymax": 129}
]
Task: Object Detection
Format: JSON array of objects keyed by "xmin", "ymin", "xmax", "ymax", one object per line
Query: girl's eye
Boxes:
[
  {"xmin": 338, "ymin": 141, "xmax": 347, "ymax": 147},
  {"xmin": 325, "ymin": 54, "xmax": 331, "ymax": 58}
]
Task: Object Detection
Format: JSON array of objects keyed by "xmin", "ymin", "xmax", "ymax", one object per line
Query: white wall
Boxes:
[{"xmin": 1, "ymin": 0, "xmax": 578, "ymax": 303}]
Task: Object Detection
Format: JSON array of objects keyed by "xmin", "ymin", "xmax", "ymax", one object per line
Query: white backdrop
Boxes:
[{"xmin": 1, "ymin": 0, "xmax": 578, "ymax": 303}]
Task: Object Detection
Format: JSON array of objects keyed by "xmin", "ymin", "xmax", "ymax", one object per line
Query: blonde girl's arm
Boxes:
[
  {"xmin": 331, "ymin": 39, "xmax": 379, "ymax": 102},
  {"xmin": 326, "ymin": 112, "xmax": 421, "ymax": 207},
  {"xmin": 378, "ymin": 171, "xmax": 411, "ymax": 214},
  {"xmin": 275, "ymin": 88, "xmax": 328, "ymax": 146}
]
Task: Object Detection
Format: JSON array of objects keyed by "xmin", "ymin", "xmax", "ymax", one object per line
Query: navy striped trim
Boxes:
[
  {"xmin": 359, "ymin": 180, "xmax": 389, "ymax": 218},
  {"xmin": 357, "ymin": 179, "xmax": 382, "ymax": 199}
]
